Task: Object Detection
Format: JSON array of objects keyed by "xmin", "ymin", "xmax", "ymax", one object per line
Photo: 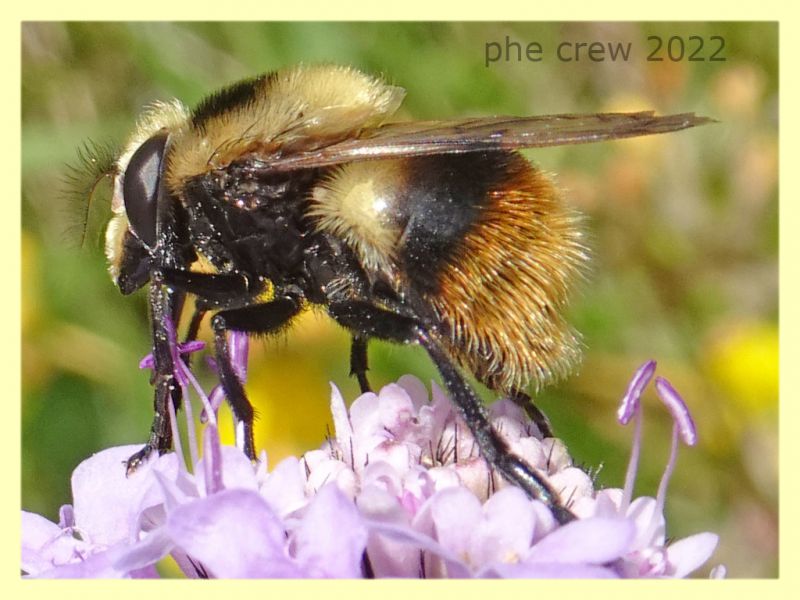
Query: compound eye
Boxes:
[{"xmin": 122, "ymin": 132, "xmax": 168, "ymax": 248}]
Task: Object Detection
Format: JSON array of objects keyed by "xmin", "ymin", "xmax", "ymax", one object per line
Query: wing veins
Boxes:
[{"xmin": 247, "ymin": 111, "xmax": 713, "ymax": 172}]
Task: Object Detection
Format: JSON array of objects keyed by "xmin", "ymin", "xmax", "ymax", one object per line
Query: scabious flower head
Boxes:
[{"xmin": 21, "ymin": 332, "xmax": 723, "ymax": 578}]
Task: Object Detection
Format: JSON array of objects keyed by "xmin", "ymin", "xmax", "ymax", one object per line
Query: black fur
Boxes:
[
  {"xmin": 191, "ymin": 73, "xmax": 270, "ymax": 132},
  {"xmin": 398, "ymin": 152, "xmax": 509, "ymax": 294}
]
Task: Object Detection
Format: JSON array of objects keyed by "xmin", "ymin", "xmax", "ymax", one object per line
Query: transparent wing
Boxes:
[{"xmin": 251, "ymin": 111, "xmax": 712, "ymax": 172}]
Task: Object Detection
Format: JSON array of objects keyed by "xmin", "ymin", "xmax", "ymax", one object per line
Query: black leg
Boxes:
[
  {"xmin": 350, "ymin": 336, "xmax": 371, "ymax": 393},
  {"xmin": 157, "ymin": 267, "xmax": 260, "ymax": 306},
  {"xmin": 418, "ymin": 332, "xmax": 574, "ymax": 525},
  {"xmin": 180, "ymin": 306, "xmax": 207, "ymax": 370},
  {"xmin": 125, "ymin": 283, "xmax": 182, "ymax": 474},
  {"xmin": 210, "ymin": 295, "xmax": 303, "ymax": 460},
  {"xmin": 329, "ymin": 301, "xmax": 419, "ymax": 343},
  {"xmin": 329, "ymin": 300, "xmax": 574, "ymax": 524},
  {"xmin": 185, "ymin": 306, "xmax": 207, "ymax": 343},
  {"xmin": 508, "ymin": 389, "xmax": 555, "ymax": 439}
]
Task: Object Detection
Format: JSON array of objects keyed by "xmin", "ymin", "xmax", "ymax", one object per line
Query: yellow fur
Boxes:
[
  {"xmin": 104, "ymin": 212, "xmax": 129, "ymax": 282},
  {"xmin": 165, "ymin": 65, "xmax": 405, "ymax": 192},
  {"xmin": 309, "ymin": 160, "xmax": 406, "ymax": 273}
]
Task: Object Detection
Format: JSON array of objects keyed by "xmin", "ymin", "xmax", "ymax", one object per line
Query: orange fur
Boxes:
[{"xmin": 430, "ymin": 155, "xmax": 588, "ymax": 392}]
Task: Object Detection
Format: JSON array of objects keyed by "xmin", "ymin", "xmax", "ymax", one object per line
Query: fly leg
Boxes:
[
  {"xmin": 125, "ymin": 283, "xmax": 183, "ymax": 475},
  {"xmin": 209, "ymin": 294, "xmax": 303, "ymax": 459},
  {"xmin": 328, "ymin": 300, "xmax": 575, "ymax": 524},
  {"xmin": 350, "ymin": 335, "xmax": 371, "ymax": 393}
]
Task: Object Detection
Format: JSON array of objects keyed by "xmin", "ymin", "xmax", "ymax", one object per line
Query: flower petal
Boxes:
[
  {"xmin": 166, "ymin": 489, "xmax": 298, "ymax": 578},
  {"xmin": 260, "ymin": 456, "xmax": 309, "ymax": 518},
  {"xmin": 71, "ymin": 445, "xmax": 179, "ymax": 546},
  {"xmin": 429, "ymin": 487, "xmax": 483, "ymax": 558},
  {"xmin": 357, "ymin": 486, "xmax": 420, "ymax": 577},
  {"xmin": 487, "ymin": 561, "xmax": 620, "ymax": 578},
  {"xmin": 470, "ymin": 487, "xmax": 536, "ymax": 566},
  {"xmin": 31, "ymin": 541, "xmax": 144, "ymax": 578},
  {"xmin": 21, "ymin": 511, "xmax": 81, "ymax": 575},
  {"xmin": 293, "ymin": 484, "xmax": 368, "ymax": 577},
  {"xmin": 665, "ymin": 532, "xmax": 719, "ymax": 578},
  {"xmin": 526, "ymin": 517, "xmax": 635, "ymax": 565}
]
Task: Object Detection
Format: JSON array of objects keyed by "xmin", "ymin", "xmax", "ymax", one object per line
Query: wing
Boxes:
[{"xmin": 251, "ymin": 111, "xmax": 712, "ymax": 173}]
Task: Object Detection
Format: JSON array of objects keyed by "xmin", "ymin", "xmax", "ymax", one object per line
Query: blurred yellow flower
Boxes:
[{"xmin": 704, "ymin": 321, "xmax": 778, "ymax": 416}]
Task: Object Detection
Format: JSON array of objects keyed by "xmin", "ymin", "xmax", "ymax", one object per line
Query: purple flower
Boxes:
[
  {"xmin": 21, "ymin": 445, "xmax": 179, "ymax": 577},
  {"xmin": 21, "ymin": 337, "xmax": 723, "ymax": 578},
  {"xmin": 572, "ymin": 361, "xmax": 721, "ymax": 578}
]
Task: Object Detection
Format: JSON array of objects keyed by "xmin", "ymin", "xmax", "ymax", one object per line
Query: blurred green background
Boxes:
[{"xmin": 21, "ymin": 22, "xmax": 777, "ymax": 577}]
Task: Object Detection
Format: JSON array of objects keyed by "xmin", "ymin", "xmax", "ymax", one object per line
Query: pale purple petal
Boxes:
[
  {"xmin": 292, "ymin": 484, "xmax": 368, "ymax": 577},
  {"xmin": 129, "ymin": 564, "xmax": 161, "ymax": 578},
  {"xmin": 329, "ymin": 383, "xmax": 353, "ymax": 446},
  {"xmin": 487, "ymin": 562, "xmax": 620, "ymax": 578},
  {"xmin": 710, "ymin": 564, "xmax": 727, "ymax": 578},
  {"xmin": 665, "ymin": 532, "xmax": 719, "ymax": 578},
  {"xmin": 259, "ymin": 456, "xmax": 309, "ymax": 518},
  {"xmin": 429, "ymin": 487, "xmax": 483, "ymax": 558},
  {"xmin": 655, "ymin": 377, "xmax": 697, "ymax": 446},
  {"xmin": 625, "ymin": 496, "xmax": 665, "ymax": 549},
  {"xmin": 111, "ymin": 528, "xmax": 173, "ymax": 574},
  {"xmin": 397, "ymin": 375, "xmax": 429, "ymax": 411},
  {"xmin": 360, "ymin": 461, "xmax": 405, "ymax": 498},
  {"xmin": 194, "ymin": 445, "xmax": 259, "ymax": 494},
  {"xmin": 469, "ymin": 487, "xmax": 536, "ymax": 566},
  {"xmin": 548, "ymin": 467, "xmax": 594, "ymax": 506},
  {"xmin": 363, "ymin": 517, "xmax": 471, "ymax": 578},
  {"xmin": 23, "ymin": 368, "xmax": 721, "ymax": 580},
  {"xmin": 356, "ymin": 486, "xmax": 420, "ymax": 577},
  {"xmin": 348, "ymin": 391, "xmax": 384, "ymax": 441},
  {"xmin": 370, "ymin": 442, "xmax": 416, "ymax": 478},
  {"xmin": 31, "ymin": 541, "xmax": 142, "ymax": 578},
  {"xmin": 450, "ymin": 457, "xmax": 493, "ymax": 500},
  {"xmin": 305, "ymin": 455, "xmax": 357, "ymax": 498},
  {"xmin": 540, "ymin": 438, "xmax": 573, "ymax": 472},
  {"xmin": 71, "ymin": 445, "xmax": 177, "ymax": 546},
  {"xmin": 21, "ymin": 511, "xmax": 81, "ymax": 575},
  {"xmin": 377, "ymin": 383, "xmax": 416, "ymax": 437},
  {"xmin": 526, "ymin": 517, "xmax": 635, "ymax": 565},
  {"xmin": 166, "ymin": 489, "xmax": 299, "ymax": 578},
  {"xmin": 489, "ymin": 399, "xmax": 530, "ymax": 442},
  {"xmin": 618, "ymin": 360, "xmax": 656, "ymax": 424}
]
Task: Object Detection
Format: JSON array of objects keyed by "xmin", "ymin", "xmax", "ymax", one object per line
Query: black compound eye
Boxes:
[{"xmin": 122, "ymin": 132, "xmax": 168, "ymax": 248}]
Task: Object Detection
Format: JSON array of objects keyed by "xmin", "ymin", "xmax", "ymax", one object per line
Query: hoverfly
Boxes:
[{"xmin": 77, "ymin": 64, "xmax": 709, "ymax": 523}]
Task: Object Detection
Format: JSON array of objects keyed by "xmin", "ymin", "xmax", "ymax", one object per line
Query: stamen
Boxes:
[
  {"xmin": 654, "ymin": 376, "xmax": 697, "ymax": 518},
  {"xmin": 178, "ymin": 359, "xmax": 218, "ymax": 427},
  {"xmin": 58, "ymin": 505, "xmax": 75, "ymax": 529},
  {"xmin": 654, "ymin": 377, "xmax": 697, "ymax": 446},
  {"xmin": 201, "ymin": 385, "xmax": 226, "ymax": 424},
  {"xmin": 175, "ymin": 363, "xmax": 199, "ymax": 468},
  {"xmin": 656, "ymin": 423, "xmax": 680, "ymax": 517},
  {"xmin": 618, "ymin": 360, "xmax": 655, "ymax": 510},
  {"xmin": 229, "ymin": 331, "xmax": 249, "ymax": 383},
  {"xmin": 203, "ymin": 424, "xmax": 224, "ymax": 495},
  {"xmin": 166, "ymin": 383, "xmax": 186, "ymax": 474},
  {"xmin": 618, "ymin": 360, "xmax": 656, "ymax": 425},
  {"xmin": 621, "ymin": 408, "xmax": 643, "ymax": 511}
]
